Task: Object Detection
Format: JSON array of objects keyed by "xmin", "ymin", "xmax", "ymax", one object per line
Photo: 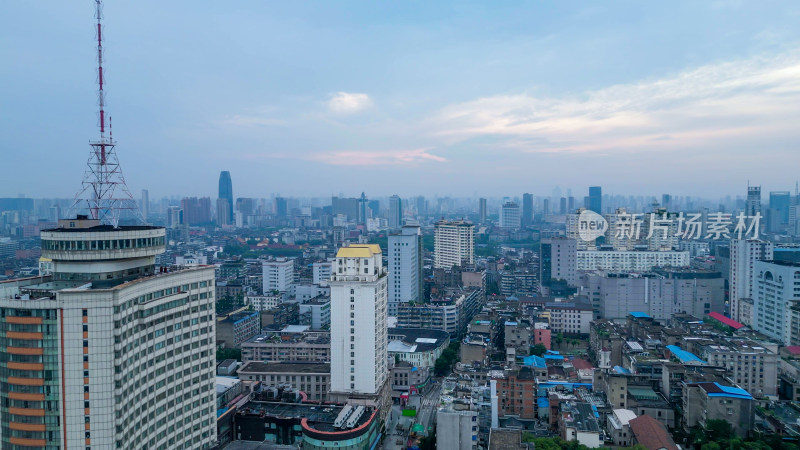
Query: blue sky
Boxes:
[{"xmin": 1, "ymin": 1, "xmax": 800, "ymax": 199}]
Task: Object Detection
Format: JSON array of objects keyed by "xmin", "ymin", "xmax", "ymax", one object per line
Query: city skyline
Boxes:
[{"xmin": 2, "ymin": 1, "xmax": 800, "ymax": 197}]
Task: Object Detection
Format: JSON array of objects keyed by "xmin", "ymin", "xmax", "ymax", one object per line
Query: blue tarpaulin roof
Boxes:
[
  {"xmin": 629, "ymin": 311, "xmax": 650, "ymax": 318},
  {"xmin": 613, "ymin": 365, "xmax": 631, "ymax": 374},
  {"xmin": 544, "ymin": 354, "xmax": 564, "ymax": 360},
  {"xmin": 537, "ymin": 397, "xmax": 550, "ymax": 408},
  {"xmin": 666, "ymin": 345, "xmax": 707, "ymax": 364},
  {"xmin": 522, "ymin": 355, "xmax": 547, "ymax": 369},
  {"xmin": 709, "ymin": 382, "xmax": 753, "ymax": 399}
]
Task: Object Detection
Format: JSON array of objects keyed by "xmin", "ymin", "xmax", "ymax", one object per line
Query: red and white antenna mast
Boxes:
[{"xmin": 69, "ymin": 0, "xmax": 142, "ymax": 227}]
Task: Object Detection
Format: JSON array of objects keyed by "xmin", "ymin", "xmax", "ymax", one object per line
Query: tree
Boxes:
[
  {"xmin": 216, "ymin": 348, "xmax": 241, "ymax": 361},
  {"xmin": 530, "ymin": 343, "xmax": 547, "ymax": 356},
  {"xmin": 705, "ymin": 419, "xmax": 733, "ymax": 443}
]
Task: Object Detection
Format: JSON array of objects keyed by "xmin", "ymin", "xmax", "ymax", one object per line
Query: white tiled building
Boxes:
[
  {"xmin": 329, "ymin": 244, "xmax": 388, "ymax": 396},
  {"xmin": 434, "ymin": 220, "xmax": 474, "ymax": 269},
  {"xmin": 0, "ymin": 219, "xmax": 217, "ymax": 449},
  {"xmin": 730, "ymin": 239, "xmax": 773, "ymax": 324},
  {"xmin": 262, "ymin": 257, "xmax": 294, "ymax": 294}
]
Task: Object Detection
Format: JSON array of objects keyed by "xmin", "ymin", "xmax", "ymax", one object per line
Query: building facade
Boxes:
[
  {"xmin": 329, "ymin": 244, "xmax": 388, "ymax": 396},
  {"xmin": 730, "ymin": 239, "xmax": 773, "ymax": 324},
  {"xmin": 434, "ymin": 220, "xmax": 474, "ymax": 269},
  {"xmin": 0, "ymin": 218, "xmax": 217, "ymax": 449},
  {"xmin": 388, "ymin": 225, "xmax": 423, "ymax": 316}
]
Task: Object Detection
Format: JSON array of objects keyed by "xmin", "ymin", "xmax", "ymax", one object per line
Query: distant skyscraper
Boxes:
[
  {"xmin": 216, "ymin": 198, "xmax": 232, "ymax": 226},
  {"xmin": 329, "ymin": 244, "xmax": 389, "ymax": 399},
  {"xmin": 522, "ymin": 193, "xmax": 533, "ymax": 226},
  {"xmin": 275, "ymin": 197, "xmax": 289, "ymax": 217},
  {"xmin": 559, "ymin": 197, "xmax": 567, "ymax": 214},
  {"xmin": 166, "ymin": 205, "xmax": 183, "ymax": 228},
  {"xmin": 661, "ymin": 193, "xmax": 672, "ymax": 210},
  {"xmin": 415, "ymin": 196, "xmax": 427, "ymax": 217},
  {"xmin": 181, "ymin": 197, "xmax": 212, "ymax": 225},
  {"xmin": 388, "ymin": 225, "xmax": 423, "ymax": 315},
  {"xmin": 434, "ymin": 220, "xmax": 474, "ymax": 269},
  {"xmin": 589, "ymin": 186, "xmax": 602, "ymax": 214},
  {"xmin": 388, "ymin": 195, "xmax": 403, "ymax": 229},
  {"xmin": 770, "ymin": 191, "xmax": 791, "ymax": 225},
  {"xmin": 746, "ymin": 185, "xmax": 761, "ymax": 217},
  {"xmin": 499, "ymin": 201, "xmax": 521, "ymax": 229},
  {"xmin": 141, "ymin": 189, "xmax": 149, "ymax": 221},
  {"xmin": 568, "ymin": 196, "xmax": 575, "ymax": 213},
  {"xmin": 358, "ymin": 192, "xmax": 369, "ymax": 225},
  {"xmin": 218, "ymin": 171, "xmax": 233, "ymax": 223},
  {"xmin": 543, "ymin": 198, "xmax": 550, "ymax": 216},
  {"xmin": 479, "ymin": 198, "xmax": 487, "ymax": 224}
]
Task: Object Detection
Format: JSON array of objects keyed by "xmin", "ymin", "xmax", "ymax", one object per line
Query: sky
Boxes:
[{"xmin": 1, "ymin": 1, "xmax": 800, "ymax": 200}]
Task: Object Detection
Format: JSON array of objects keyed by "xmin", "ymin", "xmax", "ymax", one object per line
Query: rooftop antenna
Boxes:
[{"xmin": 69, "ymin": 0, "xmax": 141, "ymax": 228}]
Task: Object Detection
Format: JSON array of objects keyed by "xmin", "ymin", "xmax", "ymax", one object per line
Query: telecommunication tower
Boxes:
[{"xmin": 69, "ymin": 0, "xmax": 142, "ymax": 227}]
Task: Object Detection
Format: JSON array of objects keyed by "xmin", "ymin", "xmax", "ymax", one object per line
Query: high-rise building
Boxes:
[
  {"xmin": 329, "ymin": 244, "xmax": 388, "ymax": 398},
  {"xmin": 770, "ymin": 191, "xmax": 791, "ymax": 225},
  {"xmin": 730, "ymin": 239, "xmax": 773, "ymax": 323},
  {"xmin": 540, "ymin": 237, "xmax": 577, "ymax": 287},
  {"xmin": 752, "ymin": 260, "xmax": 800, "ymax": 345},
  {"xmin": 166, "ymin": 205, "xmax": 183, "ymax": 228},
  {"xmin": 560, "ymin": 197, "xmax": 567, "ymax": 215},
  {"xmin": 332, "ymin": 196, "xmax": 359, "ymax": 221},
  {"xmin": 0, "ymin": 218, "xmax": 218, "ymax": 448},
  {"xmin": 140, "ymin": 189, "xmax": 149, "ymax": 221},
  {"xmin": 499, "ymin": 201, "xmax": 521, "ymax": 229},
  {"xmin": 275, "ymin": 197, "xmax": 288, "ymax": 217},
  {"xmin": 568, "ymin": 196, "xmax": 576, "ymax": 213},
  {"xmin": 434, "ymin": 220, "xmax": 474, "ymax": 269},
  {"xmin": 522, "ymin": 193, "xmax": 533, "ymax": 227},
  {"xmin": 661, "ymin": 193, "xmax": 672, "ymax": 210},
  {"xmin": 388, "ymin": 225, "xmax": 423, "ymax": 315},
  {"xmin": 262, "ymin": 258, "xmax": 295, "ymax": 294},
  {"xmin": 218, "ymin": 170, "xmax": 233, "ymax": 223},
  {"xmin": 358, "ymin": 192, "xmax": 369, "ymax": 225},
  {"xmin": 181, "ymin": 197, "xmax": 212, "ymax": 225},
  {"xmin": 216, "ymin": 198, "xmax": 232, "ymax": 226},
  {"xmin": 589, "ymin": 186, "xmax": 602, "ymax": 214},
  {"xmin": 746, "ymin": 186, "xmax": 761, "ymax": 217},
  {"xmin": 388, "ymin": 195, "xmax": 403, "ymax": 229},
  {"xmin": 415, "ymin": 196, "xmax": 427, "ymax": 218},
  {"xmin": 478, "ymin": 198, "xmax": 487, "ymax": 224}
]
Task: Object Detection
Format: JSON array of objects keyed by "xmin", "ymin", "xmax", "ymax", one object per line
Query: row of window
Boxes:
[{"xmin": 42, "ymin": 236, "xmax": 165, "ymax": 251}]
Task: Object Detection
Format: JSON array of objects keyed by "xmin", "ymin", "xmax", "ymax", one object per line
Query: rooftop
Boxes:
[
  {"xmin": 629, "ymin": 415, "xmax": 679, "ymax": 450},
  {"xmin": 238, "ymin": 361, "xmax": 330, "ymax": 374}
]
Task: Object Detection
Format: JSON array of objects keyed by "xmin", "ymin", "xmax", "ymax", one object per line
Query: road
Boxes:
[
  {"xmin": 415, "ymin": 381, "xmax": 443, "ymax": 437},
  {"xmin": 381, "ymin": 381, "xmax": 443, "ymax": 450}
]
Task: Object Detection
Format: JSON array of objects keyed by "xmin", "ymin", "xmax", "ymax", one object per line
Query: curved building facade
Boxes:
[{"xmin": 0, "ymin": 218, "xmax": 217, "ymax": 449}]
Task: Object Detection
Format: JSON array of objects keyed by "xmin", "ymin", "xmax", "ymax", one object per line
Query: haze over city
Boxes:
[{"xmin": 2, "ymin": 1, "xmax": 800, "ymax": 198}]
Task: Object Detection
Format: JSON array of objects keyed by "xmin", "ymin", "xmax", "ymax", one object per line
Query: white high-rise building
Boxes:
[
  {"xmin": 0, "ymin": 217, "xmax": 217, "ymax": 449},
  {"xmin": 730, "ymin": 239, "xmax": 773, "ymax": 323},
  {"xmin": 388, "ymin": 195, "xmax": 403, "ymax": 229},
  {"xmin": 329, "ymin": 244, "xmax": 388, "ymax": 396},
  {"xmin": 388, "ymin": 225, "xmax": 423, "ymax": 316},
  {"xmin": 434, "ymin": 220, "xmax": 474, "ymax": 269},
  {"xmin": 262, "ymin": 257, "xmax": 294, "ymax": 294},
  {"xmin": 312, "ymin": 260, "xmax": 333, "ymax": 286},
  {"xmin": 499, "ymin": 201, "xmax": 521, "ymax": 229},
  {"xmin": 752, "ymin": 260, "xmax": 800, "ymax": 344}
]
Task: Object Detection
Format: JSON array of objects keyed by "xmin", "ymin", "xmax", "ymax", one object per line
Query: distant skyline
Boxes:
[{"xmin": 2, "ymin": 1, "xmax": 800, "ymax": 198}]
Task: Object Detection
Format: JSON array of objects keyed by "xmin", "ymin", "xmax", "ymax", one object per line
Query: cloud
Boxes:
[
  {"xmin": 328, "ymin": 92, "xmax": 373, "ymax": 114},
  {"xmin": 431, "ymin": 51, "xmax": 800, "ymax": 154},
  {"xmin": 309, "ymin": 148, "xmax": 445, "ymax": 166}
]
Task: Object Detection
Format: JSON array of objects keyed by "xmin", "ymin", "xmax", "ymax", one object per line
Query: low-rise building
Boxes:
[
  {"xmin": 607, "ymin": 409, "xmax": 637, "ymax": 447},
  {"xmin": 629, "ymin": 414, "xmax": 679, "ymax": 450},
  {"xmin": 387, "ymin": 327, "xmax": 450, "ymax": 369},
  {"xmin": 682, "ymin": 382, "xmax": 754, "ymax": 438},
  {"xmin": 242, "ymin": 330, "xmax": 331, "ymax": 363},
  {"xmin": 237, "ymin": 361, "xmax": 330, "ymax": 401},
  {"xmin": 559, "ymin": 402, "xmax": 602, "ymax": 448},
  {"xmin": 217, "ymin": 310, "xmax": 261, "ymax": 348}
]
